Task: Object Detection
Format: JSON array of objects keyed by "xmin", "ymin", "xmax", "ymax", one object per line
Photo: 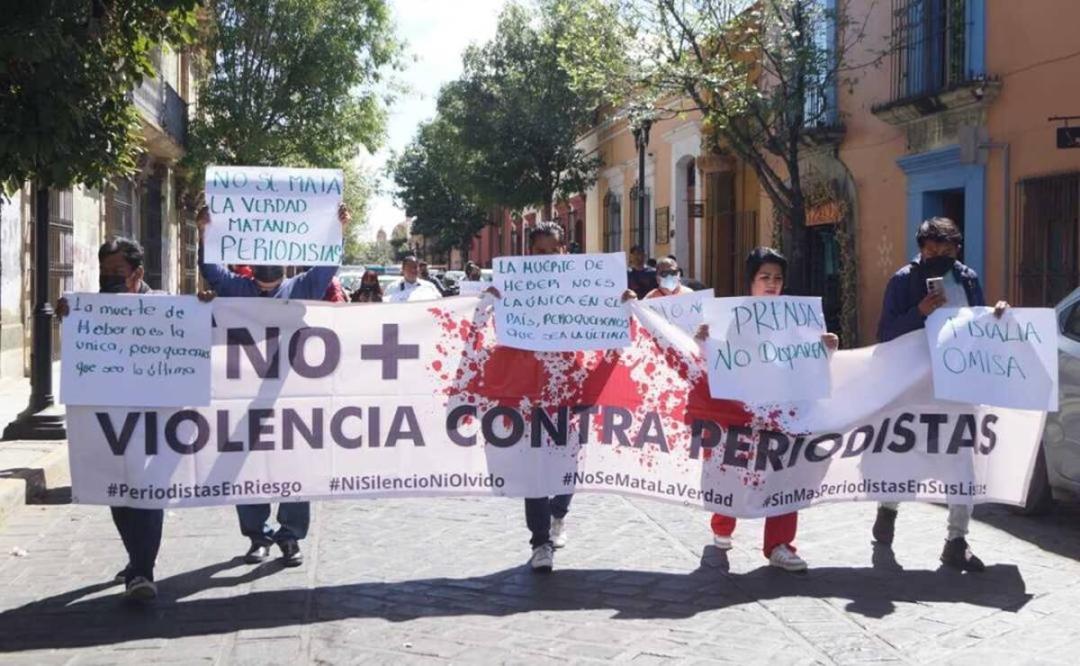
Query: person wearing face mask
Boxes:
[
  {"xmin": 197, "ymin": 203, "xmax": 350, "ymax": 568},
  {"xmin": 874, "ymin": 217, "xmax": 1007, "ymax": 572},
  {"xmin": 644, "ymin": 257, "xmax": 692, "ymax": 299},
  {"xmin": 694, "ymin": 248, "xmax": 838, "ymax": 572},
  {"xmin": 56, "ymin": 238, "xmax": 213, "ymax": 601}
]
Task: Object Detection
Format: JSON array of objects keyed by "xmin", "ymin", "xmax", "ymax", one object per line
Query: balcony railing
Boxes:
[
  {"xmin": 883, "ymin": 0, "xmax": 973, "ymax": 107},
  {"xmin": 131, "ymin": 76, "xmax": 188, "ymax": 148}
]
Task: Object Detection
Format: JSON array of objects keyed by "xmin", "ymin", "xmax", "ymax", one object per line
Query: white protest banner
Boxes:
[
  {"xmin": 68, "ymin": 299, "xmax": 1043, "ymax": 516},
  {"xmin": 641, "ymin": 290, "xmax": 713, "ymax": 335},
  {"xmin": 927, "ymin": 307, "xmax": 1059, "ymax": 411},
  {"xmin": 60, "ymin": 293, "xmax": 212, "ymax": 407},
  {"xmin": 492, "ymin": 252, "xmax": 629, "ymax": 351},
  {"xmin": 457, "ymin": 281, "xmax": 486, "ymax": 296},
  {"xmin": 702, "ymin": 296, "xmax": 830, "ymax": 403},
  {"xmin": 204, "ymin": 165, "xmax": 344, "ymax": 266}
]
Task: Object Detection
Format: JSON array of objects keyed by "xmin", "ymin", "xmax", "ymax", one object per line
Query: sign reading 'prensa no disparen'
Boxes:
[{"xmin": 204, "ymin": 165, "xmax": 344, "ymax": 266}]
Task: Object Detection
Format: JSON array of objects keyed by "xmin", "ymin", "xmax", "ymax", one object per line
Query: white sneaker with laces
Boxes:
[
  {"xmin": 124, "ymin": 576, "xmax": 158, "ymax": 601},
  {"xmin": 550, "ymin": 518, "xmax": 567, "ymax": 549},
  {"xmin": 713, "ymin": 534, "xmax": 733, "ymax": 550},
  {"xmin": 529, "ymin": 543, "xmax": 554, "ymax": 572},
  {"xmin": 768, "ymin": 544, "xmax": 807, "ymax": 571}
]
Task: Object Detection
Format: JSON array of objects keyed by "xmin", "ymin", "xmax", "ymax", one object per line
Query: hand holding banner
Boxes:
[
  {"xmin": 204, "ymin": 165, "xmax": 344, "ymax": 266},
  {"xmin": 60, "ymin": 293, "xmax": 212, "ymax": 407},
  {"xmin": 926, "ymin": 307, "xmax": 1059, "ymax": 411},
  {"xmin": 492, "ymin": 252, "xmax": 629, "ymax": 351},
  {"xmin": 702, "ymin": 296, "xmax": 831, "ymax": 403},
  {"xmin": 640, "ymin": 290, "xmax": 713, "ymax": 335}
]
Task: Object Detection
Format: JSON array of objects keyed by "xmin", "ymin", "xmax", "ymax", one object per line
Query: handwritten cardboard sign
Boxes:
[
  {"xmin": 926, "ymin": 307, "xmax": 1059, "ymax": 411},
  {"xmin": 493, "ymin": 252, "xmax": 629, "ymax": 351},
  {"xmin": 641, "ymin": 290, "xmax": 713, "ymax": 335},
  {"xmin": 702, "ymin": 296, "xmax": 831, "ymax": 403},
  {"xmin": 60, "ymin": 293, "xmax": 212, "ymax": 407},
  {"xmin": 204, "ymin": 165, "xmax": 344, "ymax": 266}
]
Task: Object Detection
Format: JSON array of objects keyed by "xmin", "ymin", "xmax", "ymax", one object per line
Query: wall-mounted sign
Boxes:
[
  {"xmin": 655, "ymin": 206, "xmax": 670, "ymax": 243},
  {"xmin": 690, "ymin": 202, "xmax": 704, "ymax": 219},
  {"xmin": 806, "ymin": 200, "xmax": 843, "ymax": 227},
  {"xmin": 1057, "ymin": 126, "xmax": 1080, "ymax": 149}
]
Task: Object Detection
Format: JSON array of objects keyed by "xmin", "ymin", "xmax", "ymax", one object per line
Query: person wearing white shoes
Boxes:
[{"xmin": 696, "ymin": 248, "xmax": 839, "ymax": 573}]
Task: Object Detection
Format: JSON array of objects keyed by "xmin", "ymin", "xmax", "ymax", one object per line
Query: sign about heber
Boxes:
[
  {"xmin": 702, "ymin": 296, "xmax": 831, "ymax": 403},
  {"xmin": 492, "ymin": 252, "xmax": 629, "ymax": 351},
  {"xmin": 926, "ymin": 307, "xmax": 1059, "ymax": 411},
  {"xmin": 60, "ymin": 293, "xmax": 212, "ymax": 407},
  {"xmin": 203, "ymin": 165, "xmax": 344, "ymax": 266}
]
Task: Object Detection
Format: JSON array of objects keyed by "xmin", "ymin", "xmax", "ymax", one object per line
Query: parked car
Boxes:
[{"xmin": 1021, "ymin": 286, "xmax": 1080, "ymax": 514}]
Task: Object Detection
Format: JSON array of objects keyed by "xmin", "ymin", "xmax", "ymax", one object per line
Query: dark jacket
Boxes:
[
  {"xmin": 198, "ymin": 244, "xmax": 336, "ymax": 300},
  {"xmin": 877, "ymin": 258, "xmax": 985, "ymax": 343}
]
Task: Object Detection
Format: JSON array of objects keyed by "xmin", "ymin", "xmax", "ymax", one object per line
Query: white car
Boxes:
[{"xmin": 1021, "ymin": 286, "xmax": 1080, "ymax": 513}]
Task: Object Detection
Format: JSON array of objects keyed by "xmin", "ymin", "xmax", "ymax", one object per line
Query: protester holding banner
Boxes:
[
  {"xmin": 419, "ymin": 261, "xmax": 448, "ymax": 296},
  {"xmin": 627, "ymin": 245, "xmax": 658, "ymax": 300},
  {"xmin": 874, "ymin": 217, "xmax": 1008, "ymax": 572},
  {"xmin": 386, "ymin": 256, "xmax": 442, "ymax": 303},
  {"xmin": 197, "ymin": 203, "xmax": 350, "ymax": 568},
  {"xmin": 644, "ymin": 257, "xmax": 693, "ymax": 299},
  {"xmin": 694, "ymin": 247, "xmax": 838, "ymax": 572}
]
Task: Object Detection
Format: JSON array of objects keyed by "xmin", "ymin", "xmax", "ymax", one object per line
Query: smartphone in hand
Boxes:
[{"xmin": 926, "ymin": 276, "xmax": 945, "ymax": 299}]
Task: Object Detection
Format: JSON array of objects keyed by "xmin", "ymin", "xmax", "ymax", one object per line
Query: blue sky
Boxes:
[{"xmin": 358, "ymin": 0, "xmax": 505, "ymax": 239}]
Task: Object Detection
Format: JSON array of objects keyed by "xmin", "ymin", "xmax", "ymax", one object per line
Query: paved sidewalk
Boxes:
[{"xmin": 0, "ymin": 488, "xmax": 1077, "ymax": 665}]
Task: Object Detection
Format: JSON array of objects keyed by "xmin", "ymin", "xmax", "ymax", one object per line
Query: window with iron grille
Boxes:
[
  {"xmin": 28, "ymin": 190, "xmax": 74, "ymax": 361},
  {"xmin": 887, "ymin": 0, "xmax": 972, "ymax": 103},
  {"xmin": 603, "ymin": 192, "xmax": 622, "ymax": 253},
  {"xmin": 181, "ymin": 215, "xmax": 199, "ymax": 294},
  {"xmin": 628, "ymin": 187, "xmax": 651, "ymax": 254},
  {"xmin": 1015, "ymin": 173, "xmax": 1080, "ymax": 307},
  {"xmin": 106, "ymin": 178, "xmax": 137, "ymax": 240}
]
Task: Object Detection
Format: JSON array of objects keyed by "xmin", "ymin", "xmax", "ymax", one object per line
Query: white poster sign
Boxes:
[
  {"xmin": 927, "ymin": 307, "xmax": 1059, "ymax": 411},
  {"xmin": 60, "ymin": 293, "xmax": 212, "ymax": 407},
  {"xmin": 492, "ymin": 252, "xmax": 629, "ymax": 351},
  {"xmin": 67, "ymin": 300, "xmax": 1044, "ymax": 516},
  {"xmin": 641, "ymin": 290, "xmax": 713, "ymax": 335},
  {"xmin": 203, "ymin": 165, "xmax": 344, "ymax": 266},
  {"xmin": 702, "ymin": 296, "xmax": 830, "ymax": 403},
  {"xmin": 457, "ymin": 281, "xmax": 486, "ymax": 296}
]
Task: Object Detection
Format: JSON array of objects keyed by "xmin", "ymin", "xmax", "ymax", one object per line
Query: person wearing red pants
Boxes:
[{"xmin": 696, "ymin": 247, "xmax": 838, "ymax": 572}]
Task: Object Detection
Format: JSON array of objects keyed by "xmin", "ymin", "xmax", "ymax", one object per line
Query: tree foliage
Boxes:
[
  {"xmin": 0, "ymin": 1, "xmax": 200, "ymax": 190},
  {"xmin": 442, "ymin": 1, "xmax": 603, "ymax": 219},
  {"xmin": 391, "ymin": 115, "xmax": 488, "ymax": 256},
  {"xmin": 555, "ymin": 0, "xmax": 879, "ymax": 288},
  {"xmin": 186, "ymin": 0, "xmax": 400, "ymax": 248}
]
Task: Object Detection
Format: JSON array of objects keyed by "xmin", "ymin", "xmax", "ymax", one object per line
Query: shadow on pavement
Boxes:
[
  {"xmin": 974, "ymin": 503, "xmax": 1080, "ymax": 563},
  {"xmin": 0, "ymin": 548, "xmax": 1031, "ymax": 653}
]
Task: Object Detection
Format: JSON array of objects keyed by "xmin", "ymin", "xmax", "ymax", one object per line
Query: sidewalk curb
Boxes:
[{"xmin": 0, "ymin": 441, "xmax": 70, "ymax": 529}]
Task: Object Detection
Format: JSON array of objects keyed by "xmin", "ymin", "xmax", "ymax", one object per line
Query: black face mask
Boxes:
[
  {"xmin": 99, "ymin": 275, "xmax": 129, "ymax": 294},
  {"xmin": 252, "ymin": 265, "xmax": 284, "ymax": 283},
  {"xmin": 920, "ymin": 255, "xmax": 956, "ymax": 278}
]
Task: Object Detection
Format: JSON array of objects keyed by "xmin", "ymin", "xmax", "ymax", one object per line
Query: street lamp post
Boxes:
[
  {"xmin": 4, "ymin": 185, "xmax": 67, "ymax": 440},
  {"xmin": 632, "ymin": 118, "xmax": 653, "ymax": 252}
]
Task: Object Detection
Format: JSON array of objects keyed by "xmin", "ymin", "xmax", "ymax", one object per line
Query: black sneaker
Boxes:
[
  {"xmin": 279, "ymin": 539, "xmax": 303, "ymax": 567},
  {"xmin": 941, "ymin": 537, "xmax": 986, "ymax": 572},
  {"xmin": 114, "ymin": 565, "xmax": 131, "ymax": 585},
  {"xmin": 244, "ymin": 542, "xmax": 272, "ymax": 564},
  {"xmin": 872, "ymin": 507, "xmax": 897, "ymax": 545}
]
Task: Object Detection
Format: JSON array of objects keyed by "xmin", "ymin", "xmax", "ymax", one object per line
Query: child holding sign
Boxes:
[{"xmin": 696, "ymin": 248, "xmax": 838, "ymax": 572}]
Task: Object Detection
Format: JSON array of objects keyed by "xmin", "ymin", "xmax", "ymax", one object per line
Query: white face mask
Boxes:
[{"xmin": 659, "ymin": 275, "xmax": 680, "ymax": 292}]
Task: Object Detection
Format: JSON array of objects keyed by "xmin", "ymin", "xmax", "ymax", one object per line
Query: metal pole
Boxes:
[
  {"xmin": 635, "ymin": 120, "xmax": 651, "ymax": 253},
  {"xmin": 3, "ymin": 185, "xmax": 66, "ymax": 440}
]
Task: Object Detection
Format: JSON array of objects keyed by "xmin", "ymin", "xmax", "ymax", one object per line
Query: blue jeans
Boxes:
[
  {"xmin": 525, "ymin": 494, "xmax": 572, "ymax": 547},
  {"xmin": 110, "ymin": 507, "xmax": 163, "ymax": 583},
  {"xmin": 236, "ymin": 502, "xmax": 310, "ymax": 545}
]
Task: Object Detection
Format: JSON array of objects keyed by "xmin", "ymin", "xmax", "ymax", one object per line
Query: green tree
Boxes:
[
  {"xmin": 0, "ymin": 1, "xmax": 200, "ymax": 190},
  {"xmin": 391, "ymin": 115, "xmax": 488, "ymax": 258},
  {"xmin": 186, "ymin": 0, "xmax": 400, "ymax": 241},
  {"xmin": 555, "ymin": 0, "xmax": 879, "ymax": 292},
  {"xmin": 442, "ymin": 1, "xmax": 602, "ymax": 219}
]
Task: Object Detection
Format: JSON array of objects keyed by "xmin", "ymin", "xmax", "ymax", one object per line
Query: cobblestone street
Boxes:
[{"xmin": 0, "ymin": 492, "xmax": 1077, "ymax": 665}]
